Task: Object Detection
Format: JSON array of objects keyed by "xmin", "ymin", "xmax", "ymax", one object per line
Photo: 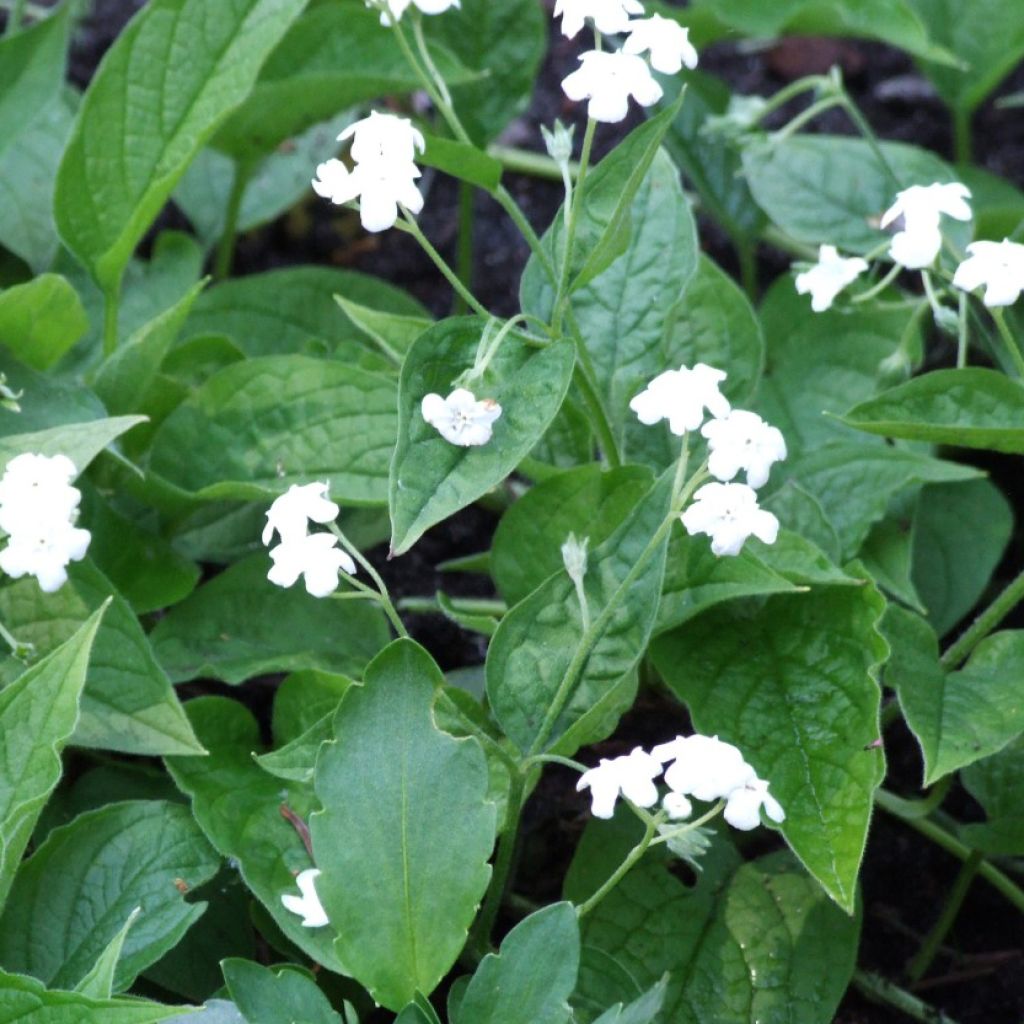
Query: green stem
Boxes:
[
  {"xmin": 941, "ymin": 566, "xmax": 1024, "ymax": 668},
  {"xmin": 488, "ymin": 144, "xmax": 580, "ymax": 183},
  {"xmin": 736, "ymin": 237, "xmax": 758, "ymax": 301},
  {"xmin": 3, "ymin": 0, "xmax": 25, "ymax": 35},
  {"xmin": 329, "ymin": 524, "xmax": 407, "ymax": 638},
  {"xmin": 523, "ymin": 753, "xmax": 587, "ymax": 772},
  {"xmin": 748, "ymin": 75, "xmax": 830, "ymax": 126},
  {"xmin": 0, "ymin": 618, "xmax": 32, "ymax": 661},
  {"xmin": 435, "ymin": 689, "xmax": 520, "ymax": 777},
  {"xmin": 401, "ymin": 211, "xmax": 490, "ymax": 318},
  {"xmin": 576, "ymin": 813, "xmax": 658, "ymax": 917},
  {"xmin": 906, "ymin": 849, "xmax": 983, "ymax": 983},
  {"xmin": 771, "ymin": 95, "xmax": 844, "ymax": 144},
  {"xmin": 853, "ymin": 970, "xmax": 962, "ymax": 1024},
  {"xmin": 398, "ymin": 595, "xmax": 507, "ymax": 617},
  {"xmin": 852, "ymin": 263, "xmax": 902, "ymax": 304},
  {"xmin": 952, "ymin": 106, "xmax": 973, "ymax": 166},
  {"xmin": 649, "ymin": 799, "xmax": 723, "ymax": 848},
  {"xmin": 990, "ymin": 307, "xmax": 1024, "ymax": 377},
  {"xmin": 956, "ymin": 291, "xmax": 969, "ymax": 368},
  {"xmin": 573, "ymin": 363, "xmax": 622, "ymax": 469},
  {"xmin": 214, "ymin": 161, "xmax": 251, "ymax": 281},
  {"xmin": 876, "ymin": 789, "xmax": 1024, "ymax": 914},
  {"xmin": 455, "ymin": 182, "xmax": 474, "ymax": 316},
  {"xmin": 493, "ymin": 185, "xmax": 558, "ymax": 287},
  {"xmin": 102, "ymin": 284, "xmax": 121, "ymax": 358},
  {"xmin": 838, "ymin": 94, "xmax": 900, "ymax": 190}
]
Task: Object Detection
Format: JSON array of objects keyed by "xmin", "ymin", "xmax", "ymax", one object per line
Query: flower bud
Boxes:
[{"xmin": 561, "ymin": 532, "xmax": 589, "ymax": 586}]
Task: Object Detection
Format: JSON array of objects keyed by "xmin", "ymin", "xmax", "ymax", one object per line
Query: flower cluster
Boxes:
[
  {"xmin": 630, "ymin": 363, "xmax": 785, "ymax": 557},
  {"xmin": 421, "ymin": 388, "xmax": 503, "ymax": 447},
  {"xmin": 281, "ymin": 868, "xmax": 329, "ymax": 928},
  {"xmin": 262, "ymin": 483, "xmax": 355, "ymax": 598},
  {"xmin": 313, "ymin": 112, "xmax": 425, "ymax": 233},
  {"xmin": 577, "ymin": 733, "xmax": 785, "ymax": 832},
  {"xmin": 795, "ymin": 180, "xmax": 1024, "ymax": 313},
  {"xmin": 0, "ymin": 453, "xmax": 90, "ymax": 593},
  {"xmin": 558, "ymin": 1, "xmax": 698, "ymax": 123}
]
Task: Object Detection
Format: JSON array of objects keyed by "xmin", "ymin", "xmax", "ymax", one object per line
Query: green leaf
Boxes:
[
  {"xmin": 843, "ymin": 368, "xmax": 1024, "ymax": 454},
  {"xmin": 491, "ymin": 464, "xmax": 654, "ymax": 607},
  {"xmin": 74, "ymin": 908, "xmax": 141, "ymax": 999},
  {"xmin": 908, "ymin": 0, "xmax": 1024, "ymax": 113},
  {"xmin": 860, "ymin": 513, "xmax": 926, "ymax": 612},
  {"xmin": 163, "ymin": 1000, "xmax": 244, "ymax": 1024},
  {"xmin": 310, "ymin": 640, "xmax": 496, "ymax": 1011},
  {"xmin": 221, "ymin": 960, "xmax": 340, "ymax": 1024},
  {"xmin": 55, "ymin": 0, "xmax": 307, "ymax": 291},
  {"xmin": 421, "ymin": 134, "xmax": 503, "ymax": 193},
  {"xmin": 0, "ymin": 968, "xmax": 189, "ymax": 1024},
  {"xmin": 0, "ymin": 275, "xmax": 87, "ymax": 371},
  {"xmin": 591, "ymin": 978, "xmax": 668, "ymax": 1024},
  {"xmin": 334, "ymin": 296, "xmax": 430, "ymax": 365},
  {"xmin": 165, "ymin": 696, "xmax": 345, "ymax": 974},
  {"xmin": 652, "ymin": 584, "xmax": 888, "ymax": 911},
  {"xmin": 452, "ymin": 904, "xmax": 579, "ymax": 1024},
  {"xmin": 389, "ymin": 319, "xmax": 574, "ymax": 555},
  {"xmin": 757, "ymin": 277, "xmax": 925, "ymax": 454},
  {"xmin": 150, "ymin": 555, "xmax": 390, "ymax": 685},
  {"xmin": 0, "ymin": 560, "xmax": 202, "ymax": 757},
  {"xmin": 0, "ymin": 605, "xmax": 105, "ymax": 911},
  {"xmin": 425, "ymin": 0, "xmax": 547, "ymax": 145},
  {"xmin": 487, "ymin": 472, "xmax": 673, "ymax": 755},
  {"xmin": 0, "ymin": 801, "xmax": 219, "ymax": 992},
  {"xmin": 960, "ymin": 736, "xmax": 1024, "ymax": 855},
  {"xmin": 212, "ymin": 2, "xmax": 473, "ymax": 160},
  {"xmin": 565, "ymin": 816, "xmax": 860, "ymax": 1023},
  {"xmin": 742, "ymin": 135, "xmax": 958, "ymax": 253},
  {"xmin": 910, "ymin": 479, "xmax": 1013, "ymax": 636},
  {"xmin": 184, "ymin": 266, "xmax": 427, "ymax": 358},
  {"xmin": 149, "ymin": 355, "xmax": 397, "ymax": 503},
  {"xmin": 0, "ymin": 416, "xmax": 145, "ymax": 482},
  {"xmin": 777, "ymin": 443, "xmax": 980, "ymax": 557},
  {"xmin": 885, "ymin": 610, "xmax": 1024, "ymax": 783}
]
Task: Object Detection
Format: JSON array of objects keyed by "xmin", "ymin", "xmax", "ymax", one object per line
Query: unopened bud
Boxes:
[
  {"xmin": 561, "ymin": 532, "xmax": 589, "ymax": 585},
  {"xmin": 541, "ymin": 120, "xmax": 575, "ymax": 167}
]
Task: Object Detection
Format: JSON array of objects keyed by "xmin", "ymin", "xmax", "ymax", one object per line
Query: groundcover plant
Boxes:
[{"xmin": 0, "ymin": 0, "xmax": 1023, "ymax": 1021}]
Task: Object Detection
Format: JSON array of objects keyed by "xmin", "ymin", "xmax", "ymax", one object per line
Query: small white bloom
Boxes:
[
  {"xmin": 263, "ymin": 483, "xmax": 340, "ymax": 547},
  {"xmin": 267, "ymin": 532, "xmax": 357, "ymax": 599},
  {"xmin": 0, "ymin": 453, "xmax": 80, "ymax": 533},
  {"xmin": 681, "ymin": 482, "xmax": 779, "ymax": 557},
  {"xmin": 562, "ymin": 49, "xmax": 663, "ymax": 124},
  {"xmin": 880, "ymin": 182, "xmax": 972, "ymax": 270},
  {"xmin": 653, "ymin": 734, "xmax": 756, "ymax": 803},
  {"xmin": 340, "ymin": 111, "xmax": 426, "ymax": 166},
  {"xmin": 702, "ymin": 410, "xmax": 787, "ymax": 490},
  {"xmin": 629, "ymin": 363, "xmax": 730, "ymax": 436},
  {"xmin": 662, "ymin": 791, "xmax": 693, "ymax": 820},
  {"xmin": 369, "ymin": 0, "xmax": 460, "ymax": 25},
  {"xmin": 312, "ymin": 159, "xmax": 358, "ymax": 206},
  {"xmin": 576, "ymin": 746, "xmax": 663, "ymax": 819},
  {"xmin": 953, "ymin": 239, "xmax": 1024, "ymax": 307},
  {"xmin": 421, "ymin": 388, "xmax": 502, "ymax": 447},
  {"xmin": 554, "ymin": 0, "xmax": 645, "ymax": 39},
  {"xmin": 0, "ymin": 520, "xmax": 91, "ymax": 593},
  {"xmin": 281, "ymin": 869, "xmax": 329, "ymax": 928},
  {"xmin": 723, "ymin": 777, "xmax": 786, "ymax": 831},
  {"xmin": 561, "ymin": 532, "xmax": 589, "ymax": 585},
  {"xmin": 794, "ymin": 244, "xmax": 869, "ymax": 312},
  {"xmin": 350, "ymin": 161, "xmax": 425, "ymax": 232},
  {"xmin": 623, "ymin": 15, "xmax": 698, "ymax": 74}
]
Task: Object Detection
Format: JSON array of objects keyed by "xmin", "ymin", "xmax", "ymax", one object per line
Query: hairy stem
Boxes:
[
  {"xmin": 401, "ymin": 211, "xmax": 490, "ymax": 318},
  {"xmin": 214, "ymin": 161, "xmax": 251, "ymax": 281},
  {"xmin": 941, "ymin": 565, "xmax": 1024, "ymax": 668},
  {"xmin": 853, "ymin": 970, "xmax": 961, "ymax": 1024}
]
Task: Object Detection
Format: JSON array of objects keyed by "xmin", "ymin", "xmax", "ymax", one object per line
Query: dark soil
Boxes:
[{"xmin": 21, "ymin": 1, "xmax": 1024, "ymax": 1021}]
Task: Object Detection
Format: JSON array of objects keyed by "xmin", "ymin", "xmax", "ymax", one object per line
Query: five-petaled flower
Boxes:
[
  {"xmin": 421, "ymin": 388, "xmax": 502, "ymax": 447},
  {"xmin": 702, "ymin": 410, "xmax": 787, "ymax": 490},
  {"xmin": 652, "ymin": 734, "xmax": 755, "ymax": 803},
  {"xmin": 554, "ymin": 0, "xmax": 645, "ymax": 39},
  {"xmin": 724, "ymin": 777, "xmax": 787, "ymax": 831},
  {"xmin": 681, "ymin": 481, "xmax": 780, "ymax": 557},
  {"xmin": 629, "ymin": 363, "xmax": 731, "ymax": 436},
  {"xmin": 281, "ymin": 868, "xmax": 329, "ymax": 928},
  {"xmin": 263, "ymin": 482, "xmax": 340, "ymax": 546},
  {"xmin": 623, "ymin": 14, "xmax": 698, "ymax": 74},
  {"xmin": 953, "ymin": 238, "xmax": 1024, "ymax": 308},
  {"xmin": 268, "ymin": 532, "xmax": 358, "ymax": 599},
  {"xmin": 576, "ymin": 746, "xmax": 663, "ymax": 819},
  {"xmin": 0, "ymin": 452, "xmax": 90, "ymax": 593},
  {"xmin": 562, "ymin": 49, "xmax": 663, "ymax": 124},
  {"xmin": 795, "ymin": 244, "xmax": 869, "ymax": 312},
  {"xmin": 880, "ymin": 181, "xmax": 972, "ymax": 270}
]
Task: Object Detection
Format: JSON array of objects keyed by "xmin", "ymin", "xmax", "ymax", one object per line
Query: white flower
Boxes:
[
  {"xmin": 0, "ymin": 520, "xmax": 90, "ymax": 593},
  {"xmin": 263, "ymin": 483, "xmax": 340, "ymax": 547},
  {"xmin": 421, "ymin": 388, "xmax": 502, "ymax": 447},
  {"xmin": 880, "ymin": 182, "xmax": 972, "ymax": 270},
  {"xmin": 554, "ymin": 0, "xmax": 645, "ymax": 39},
  {"xmin": 312, "ymin": 159, "xmax": 358, "ymax": 205},
  {"xmin": 369, "ymin": 0, "xmax": 460, "ymax": 25},
  {"xmin": 623, "ymin": 15, "xmax": 698, "ymax": 74},
  {"xmin": 576, "ymin": 746, "xmax": 663, "ymax": 819},
  {"xmin": 267, "ymin": 532, "xmax": 357, "ymax": 599},
  {"xmin": 562, "ymin": 49, "xmax": 663, "ymax": 124},
  {"xmin": 953, "ymin": 239, "xmax": 1024, "ymax": 307},
  {"xmin": 794, "ymin": 244, "xmax": 869, "ymax": 312},
  {"xmin": 281, "ymin": 869, "xmax": 329, "ymax": 928},
  {"xmin": 681, "ymin": 482, "xmax": 779, "ymax": 557},
  {"xmin": 652, "ymin": 734, "xmax": 756, "ymax": 803},
  {"xmin": 662, "ymin": 791, "xmax": 693, "ymax": 820},
  {"xmin": 340, "ymin": 111, "xmax": 426, "ymax": 166},
  {"xmin": 723, "ymin": 777, "xmax": 786, "ymax": 831},
  {"xmin": 629, "ymin": 363, "xmax": 730, "ymax": 436},
  {"xmin": 701, "ymin": 410, "xmax": 787, "ymax": 490}
]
